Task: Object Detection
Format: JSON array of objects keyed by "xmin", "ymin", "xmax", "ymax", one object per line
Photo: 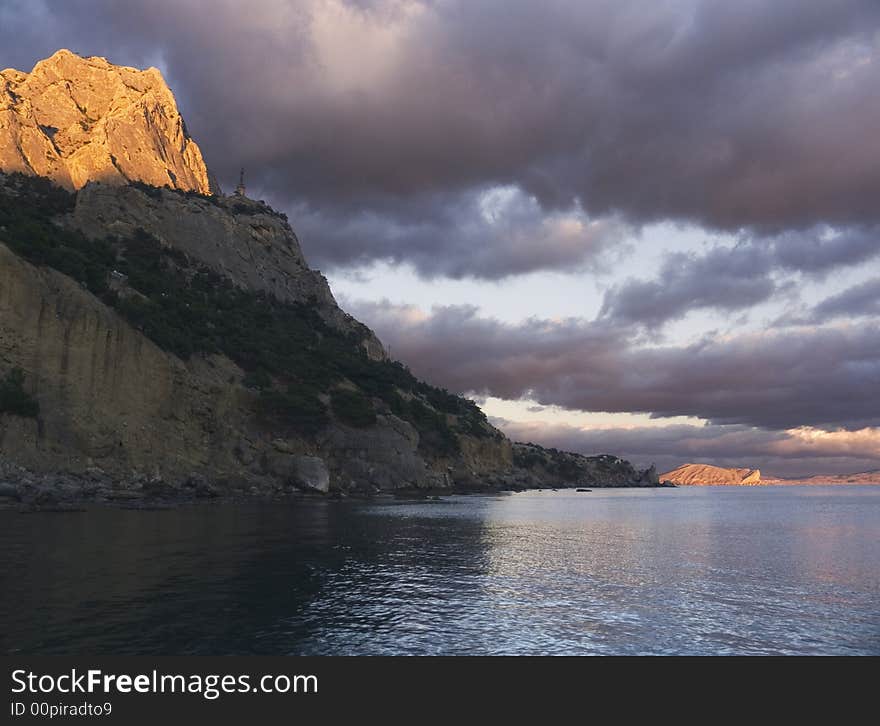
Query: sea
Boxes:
[{"xmin": 1, "ymin": 485, "xmax": 877, "ymax": 655}]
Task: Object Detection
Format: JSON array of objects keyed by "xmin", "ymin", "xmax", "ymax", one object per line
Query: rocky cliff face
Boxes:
[
  {"xmin": 0, "ymin": 173, "xmax": 654, "ymax": 502},
  {"xmin": 0, "ymin": 171, "xmax": 509, "ymax": 498},
  {"xmin": 661, "ymin": 463, "xmax": 762, "ymax": 486},
  {"xmin": 0, "ymin": 242, "xmax": 251, "ymax": 481},
  {"xmin": 1, "ymin": 50, "xmax": 215, "ymax": 194},
  {"xmin": 62, "ymin": 182, "xmax": 385, "ymax": 357},
  {"xmin": 0, "ymin": 224, "xmax": 488, "ymax": 497}
]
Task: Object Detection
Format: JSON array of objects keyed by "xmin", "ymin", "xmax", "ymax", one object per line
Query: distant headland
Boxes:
[{"xmin": 662, "ymin": 463, "xmax": 879, "ymax": 486}]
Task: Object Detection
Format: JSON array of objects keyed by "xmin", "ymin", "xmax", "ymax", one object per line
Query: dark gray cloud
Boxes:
[
  {"xmin": 493, "ymin": 419, "xmax": 880, "ymax": 478},
  {"xmin": 601, "ymin": 225, "xmax": 880, "ymax": 328},
  {"xmin": 348, "ymin": 300, "xmax": 880, "ymax": 431},
  {"xmin": 769, "ymin": 225, "xmax": 880, "ymax": 274},
  {"xmin": 812, "ymin": 277, "xmax": 880, "ymax": 322},
  {"xmin": 599, "ymin": 245, "xmax": 778, "ymax": 327},
  {"xmin": 2, "ymin": 0, "xmax": 879, "ymax": 278},
  {"xmin": 290, "ymin": 189, "xmax": 627, "ymax": 279}
]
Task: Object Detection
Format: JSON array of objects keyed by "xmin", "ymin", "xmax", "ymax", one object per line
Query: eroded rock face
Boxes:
[
  {"xmin": 0, "ymin": 50, "xmax": 215, "ymax": 194},
  {"xmin": 320, "ymin": 415, "xmax": 443, "ymax": 490},
  {"xmin": 0, "ymin": 242, "xmax": 469, "ymax": 495},
  {"xmin": 0, "ymin": 243, "xmax": 250, "ymax": 480}
]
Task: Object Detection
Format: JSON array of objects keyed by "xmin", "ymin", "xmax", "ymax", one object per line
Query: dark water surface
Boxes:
[{"xmin": 1, "ymin": 486, "xmax": 878, "ymax": 655}]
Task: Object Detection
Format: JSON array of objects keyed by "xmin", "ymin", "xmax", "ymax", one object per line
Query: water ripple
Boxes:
[{"xmin": 1, "ymin": 487, "xmax": 878, "ymax": 655}]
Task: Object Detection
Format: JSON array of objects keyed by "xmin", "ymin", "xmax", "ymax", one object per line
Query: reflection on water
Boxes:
[{"xmin": 1, "ymin": 487, "xmax": 877, "ymax": 655}]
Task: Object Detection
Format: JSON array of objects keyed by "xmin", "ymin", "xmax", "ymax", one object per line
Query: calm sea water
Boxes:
[{"xmin": 1, "ymin": 486, "xmax": 877, "ymax": 655}]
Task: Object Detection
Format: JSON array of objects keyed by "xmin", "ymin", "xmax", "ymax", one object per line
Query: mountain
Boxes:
[
  {"xmin": 1, "ymin": 50, "xmax": 215, "ymax": 194},
  {"xmin": 0, "ymin": 51, "xmax": 660, "ymax": 505},
  {"xmin": 661, "ymin": 463, "xmax": 762, "ymax": 486}
]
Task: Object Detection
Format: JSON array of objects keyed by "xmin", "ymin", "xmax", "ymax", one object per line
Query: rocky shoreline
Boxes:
[{"xmin": 0, "ymin": 458, "xmax": 674, "ymax": 512}]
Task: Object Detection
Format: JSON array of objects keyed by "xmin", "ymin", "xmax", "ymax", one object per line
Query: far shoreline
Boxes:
[{"xmin": 5, "ymin": 480, "xmax": 880, "ymax": 515}]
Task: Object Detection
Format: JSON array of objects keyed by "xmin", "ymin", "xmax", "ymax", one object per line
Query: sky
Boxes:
[{"xmin": 2, "ymin": 0, "xmax": 878, "ymax": 476}]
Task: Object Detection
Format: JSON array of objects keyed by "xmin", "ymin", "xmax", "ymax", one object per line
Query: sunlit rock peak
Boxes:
[{"xmin": 0, "ymin": 49, "xmax": 216, "ymax": 194}]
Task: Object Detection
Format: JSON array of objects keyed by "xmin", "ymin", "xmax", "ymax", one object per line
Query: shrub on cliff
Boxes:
[
  {"xmin": 0, "ymin": 368, "xmax": 39, "ymax": 418},
  {"xmin": 257, "ymin": 385, "xmax": 328, "ymax": 436},
  {"xmin": 406, "ymin": 399, "xmax": 460, "ymax": 457},
  {"xmin": 0, "ymin": 176, "xmax": 114, "ymax": 296},
  {"xmin": 243, "ymin": 368, "xmax": 272, "ymax": 390},
  {"xmin": 330, "ymin": 388, "xmax": 377, "ymax": 428}
]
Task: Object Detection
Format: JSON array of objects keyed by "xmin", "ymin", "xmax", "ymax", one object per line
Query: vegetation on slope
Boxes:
[
  {"xmin": 330, "ymin": 388, "xmax": 377, "ymax": 428},
  {"xmin": 0, "ymin": 368, "xmax": 39, "ymax": 418},
  {"xmin": 0, "ymin": 173, "xmax": 492, "ymax": 455},
  {"xmin": 128, "ymin": 180, "xmax": 288, "ymax": 220},
  {"xmin": 514, "ymin": 442, "xmax": 636, "ymax": 483}
]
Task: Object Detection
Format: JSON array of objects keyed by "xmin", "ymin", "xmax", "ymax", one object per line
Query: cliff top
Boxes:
[{"xmin": 1, "ymin": 49, "xmax": 215, "ymax": 193}]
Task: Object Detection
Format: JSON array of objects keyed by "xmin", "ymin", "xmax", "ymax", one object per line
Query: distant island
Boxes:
[
  {"xmin": 661, "ymin": 464, "xmax": 762, "ymax": 486},
  {"xmin": 662, "ymin": 463, "xmax": 880, "ymax": 486}
]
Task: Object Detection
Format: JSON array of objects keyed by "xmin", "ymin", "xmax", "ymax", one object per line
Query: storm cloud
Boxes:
[
  {"xmin": 601, "ymin": 225, "xmax": 880, "ymax": 328},
  {"xmin": 599, "ymin": 244, "xmax": 778, "ymax": 328},
  {"xmin": 290, "ymin": 188, "xmax": 628, "ymax": 279},
  {"xmin": 2, "ymin": 0, "xmax": 880, "ymax": 277},
  {"xmin": 348, "ymin": 300, "xmax": 880, "ymax": 431},
  {"xmin": 812, "ymin": 277, "xmax": 880, "ymax": 322}
]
